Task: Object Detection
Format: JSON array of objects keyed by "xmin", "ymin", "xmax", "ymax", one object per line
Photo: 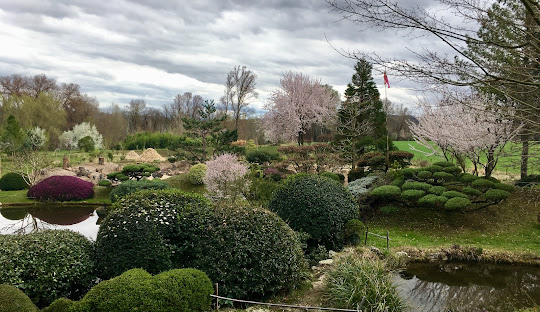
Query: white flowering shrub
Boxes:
[
  {"xmin": 59, "ymin": 122, "xmax": 103, "ymax": 150},
  {"xmin": 203, "ymin": 153, "xmax": 250, "ymax": 202},
  {"xmin": 346, "ymin": 175, "xmax": 378, "ymax": 198},
  {"xmin": 25, "ymin": 127, "xmax": 47, "ymax": 150}
]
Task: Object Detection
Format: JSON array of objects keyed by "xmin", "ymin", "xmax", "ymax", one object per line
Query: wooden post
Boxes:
[
  {"xmin": 98, "ymin": 157, "xmax": 104, "ymax": 165},
  {"xmin": 364, "ymin": 226, "xmax": 368, "ymax": 245},
  {"xmin": 214, "ymin": 283, "xmax": 219, "ymax": 312},
  {"xmin": 63, "ymin": 156, "xmax": 70, "ymax": 169},
  {"xmin": 386, "ymin": 231, "xmax": 389, "ymax": 252}
]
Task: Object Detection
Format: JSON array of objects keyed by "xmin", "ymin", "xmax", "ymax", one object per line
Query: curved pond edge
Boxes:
[
  {"xmin": 396, "ymin": 245, "xmax": 540, "ymax": 267},
  {"xmin": 0, "ymin": 202, "xmax": 110, "ymax": 207}
]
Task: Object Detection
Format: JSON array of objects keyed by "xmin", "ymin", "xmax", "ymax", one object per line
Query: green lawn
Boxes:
[
  {"xmin": 163, "ymin": 173, "xmax": 206, "ymax": 195},
  {"xmin": 0, "ymin": 187, "xmax": 112, "ymax": 205}
]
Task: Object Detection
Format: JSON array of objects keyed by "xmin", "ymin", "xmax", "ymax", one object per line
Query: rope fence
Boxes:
[{"xmin": 364, "ymin": 226, "xmax": 391, "ymax": 252}]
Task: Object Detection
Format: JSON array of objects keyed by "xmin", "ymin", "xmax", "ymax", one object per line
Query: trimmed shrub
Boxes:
[
  {"xmin": 485, "ymin": 189, "xmax": 510, "ymax": 202},
  {"xmin": 346, "ymin": 176, "xmax": 378, "ymax": 198},
  {"xmin": 97, "ymin": 179, "xmax": 112, "ymax": 187},
  {"xmin": 0, "ymin": 230, "xmax": 95, "ymax": 308},
  {"xmin": 27, "ymin": 176, "xmax": 94, "ymax": 202},
  {"xmin": 493, "ymin": 183, "xmax": 516, "ymax": 193},
  {"xmin": 398, "ymin": 168, "xmax": 417, "ymax": 179},
  {"xmin": 418, "ymin": 194, "xmax": 448, "ymax": 208},
  {"xmin": 268, "ymin": 174, "xmax": 357, "ymax": 251},
  {"xmin": 401, "ymin": 181, "xmax": 431, "ymax": 191},
  {"xmin": 462, "ymin": 187, "xmax": 483, "ymax": 197},
  {"xmin": 443, "ymin": 166, "xmax": 462, "ymax": 175},
  {"xmin": 445, "ymin": 197, "xmax": 471, "ymax": 211},
  {"xmin": 248, "ymin": 178, "xmax": 279, "ymax": 202},
  {"xmin": 390, "ymin": 177, "xmax": 405, "ymax": 187},
  {"xmin": 388, "ymin": 150, "xmax": 414, "ymax": 167},
  {"xmin": 320, "ymin": 171, "xmax": 341, "ymax": 183},
  {"xmin": 0, "ymin": 172, "xmax": 28, "ymax": 191},
  {"xmin": 344, "ymin": 219, "xmax": 365, "ymax": 245},
  {"xmin": 380, "ymin": 206, "xmax": 399, "ymax": 214},
  {"xmin": 460, "ymin": 173, "xmax": 479, "ymax": 184},
  {"xmin": 417, "ymin": 170, "xmax": 432, "ymax": 180},
  {"xmin": 246, "ymin": 150, "xmax": 277, "ymax": 164},
  {"xmin": 424, "ymin": 165, "xmax": 444, "ymax": 173},
  {"xmin": 433, "ymin": 171, "xmax": 455, "ymax": 182},
  {"xmin": 109, "ymin": 179, "xmax": 169, "ymax": 203},
  {"xmin": 188, "ymin": 163, "xmax": 207, "ymax": 185},
  {"xmin": 471, "ymin": 178, "xmax": 496, "ymax": 192},
  {"xmin": 347, "ymin": 167, "xmax": 365, "ymax": 183},
  {"xmin": 42, "ymin": 298, "xmax": 75, "ymax": 312},
  {"xmin": 366, "ymin": 155, "xmax": 386, "ymax": 167},
  {"xmin": 482, "ymin": 176, "xmax": 500, "ymax": 183},
  {"xmin": 65, "ymin": 268, "xmax": 212, "ymax": 312},
  {"xmin": 401, "ymin": 189, "xmax": 425, "ymax": 201},
  {"xmin": 0, "ymin": 284, "xmax": 38, "ymax": 312},
  {"xmin": 433, "ymin": 161, "xmax": 455, "ymax": 168},
  {"xmin": 441, "ymin": 191, "xmax": 468, "ymax": 199},
  {"xmin": 428, "ymin": 186, "xmax": 447, "ymax": 196},
  {"xmin": 78, "ymin": 136, "xmax": 95, "ymax": 152},
  {"xmin": 370, "ymin": 185, "xmax": 402, "ymax": 200}
]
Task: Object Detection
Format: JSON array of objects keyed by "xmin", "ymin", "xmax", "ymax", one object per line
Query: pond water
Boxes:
[
  {"xmin": 396, "ymin": 261, "xmax": 540, "ymax": 312},
  {"xmin": 0, "ymin": 205, "xmax": 101, "ymax": 240}
]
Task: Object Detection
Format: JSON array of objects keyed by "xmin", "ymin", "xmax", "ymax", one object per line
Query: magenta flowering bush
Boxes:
[
  {"xmin": 203, "ymin": 153, "xmax": 250, "ymax": 202},
  {"xmin": 28, "ymin": 176, "xmax": 94, "ymax": 201}
]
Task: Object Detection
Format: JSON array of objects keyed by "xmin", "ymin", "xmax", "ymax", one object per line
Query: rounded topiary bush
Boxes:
[
  {"xmin": 462, "ymin": 187, "xmax": 483, "ymax": 197},
  {"xmin": 424, "ymin": 165, "xmax": 444, "ymax": 173},
  {"xmin": 0, "ymin": 230, "xmax": 95, "ymax": 308},
  {"xmin": 59, "ymin": 268, "xmax": 213, "ymax": 312},
  {"xmin": 433, "ymin": 171, "xmax": 455, "ymax": 182},
  {"xmin": 428, "ymin": 186, "xmax": 447, "ymax": 196},
  {"xmin": 42, "ymin": 298, "xmax": 75, "ymax": 312},
  {"xmin": 471, "ymin": 178, "xmax": 496, "ymax": 192},
  {"xmin": 417, "ymin": 170, "xmax": 432, "ymax": 180},
  {"xmin": 401, "ymin": 182, "xmax": 431, "ymax": 192},
  {"xmin": 268, "ymin": 174, "xmax": 357, "ymax": 251},
  {"xmin": 493, "ymin": 183, "xmax": 516, "ymax": 193},
  {"xmin": 441, "ymin": 191, "xmax": 468, "ymax": 199},
  {"xmin": 418, "ymin": 194, "xmax": 448, "ymax": 208},
  {"xmin": 0, "ymin": 172, "xmax": 28, "ymax": 191},
  {"xmin": 460, "ymin": 173, "xmax": 479, "ymax": 184},
  {"xmin": 390, "ymin": 177, "xmax": 405, "ymax": 187},
  {"xmin": 27, "ymin": 176, "xmax": 94, "ymax": 201},
  {"xmin": 188, "ymin": 163, "xmax": 207, "ymax": 185},
  {"xmin": 320, "ymin": 171, "xmax": 341, "ymax": 183},
  {"xmin": 370, "ymin": 185, "xmax": 402, "ymax": 200},
  {"xmin": 0, "ymin": 284, "xmax": 38, "ymax": 312},
  {"xmin": 445, "ymin": 197, "xmax": 471, "ymax": 211},
  {"xmin": 485, "ymin": 189, "xmax": 510, "ymax": 202},
  {"xmin": 109, "ymin": 179, "xmax": 169, "ymax": 202},
  {"xmin": 97, "ymin": 179, "xmax": 112, "ymax": 187},
  {"xmin": 401, "ymin": 189, "xmax": 425, "ymax": 201},
  {"xmin": 433, "ymin": 161, "xmax": 455, "ymax": 168},
  {"xmin": 246, "ymin": 150, "xmax": 277, "ymax": 164},
  {"xmin": 443, "ymin": 166, "xmax": 462, "ymax": 175},
  {"xmin": 398, "ymin": 168, "xmax": 417, "ymax": 179}
]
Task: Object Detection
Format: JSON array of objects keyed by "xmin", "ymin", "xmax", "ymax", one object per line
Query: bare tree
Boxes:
[
  {"xmin": 163, "ymin": 92, "xmax": 204, "ymax": 133},
  {"xmin": 127, "ymin": 99, "xmax": 147, "ymax": 133},
  {"xmin": 224, "ymin": 65, "xmax": 258, "ymax": 129}
]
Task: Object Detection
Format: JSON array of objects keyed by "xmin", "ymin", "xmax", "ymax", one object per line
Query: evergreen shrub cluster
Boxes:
[
  {"xmin": 0, "ymin": 172, "xmax": 28, "ymax": 191},
  {"xmin": 109, "ymin": 179, "xmax": 169, "ymax": 202},
  {"xmin": 0, "ymin": 284, "xmax": 38, "ymax": 312},
  {"xmin": 27, "ymin": 176, "xmax": 94, "ymax": 202},
  {"xmin": 188, "ymin": 163, "xmax": 207, "ymax": 185},
  {"xmin": 107, "ymin": 164, "xmax": 160, "ymax": 182},
  {"xmin": 246, "ymin": 150, "xmax": 279, "ymax": 164}
]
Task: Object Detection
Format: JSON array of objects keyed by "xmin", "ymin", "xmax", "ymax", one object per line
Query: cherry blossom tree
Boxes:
[
  {"xmin": 203, "ymin": 153, "xmax": 250, "ymax": 202},
  {"xmin": 262, "ymin": 72, "xmax": 339, "ymax": 145},
  {"xmin": 409, "ymin": 92, "xmax": 523, "ymax": 176}
]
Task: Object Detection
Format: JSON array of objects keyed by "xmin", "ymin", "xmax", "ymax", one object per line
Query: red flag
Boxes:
[{"xmin": 384, "ymin": 71, "xmax": 390, "ymax": 88}]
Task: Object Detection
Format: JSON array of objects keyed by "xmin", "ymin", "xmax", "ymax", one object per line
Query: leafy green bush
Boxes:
[
  {"xmin": 485, "ymin": 189, "xmax": 510, "ymax": 202},
  {"xmin": 443, "ymin": 166, "xmax": 462, "ymax": 175},
  {"xmin": 109, "ymin": 179, "xmax": 169, "ymax": 202},
  {"xmin": 424, "ymin": 165, "xmax": 444, "ymax": 173},
  {"xmin": 441, "ymin": 191, "xmax": 468, "ymax": 199},
  {"xmin": 247, "ymin": 178, "xmax": 279, "ymax": 203},
  {"xmin": 347, "ymin": 167, "xmax": 365, "ymax": 183},
  {"xmin": 418, "ymin": 194, "xmax": 448, "ymax": 208},
  {"xmin": 58, "ymin": 268, "xmax": 213, "ymax": 312},
  {"xmin": 445, "ymin": 197, "xmax": 471, "ymax": 211},
  {"xmin": 380, "ymin": 206, "xmax": 399, "ymax": 214},
  {"xmin": 268, "ymin": 174, "xmax": 357, "ymax": 251},
  {"xmin": 401, "ymin": 181, "xmax": 431, "ymax": 191},
  {"xmin": 367, "ymin": 155, "xmax": 386, "ymax": 167},
  {"xmin": 97, "ymin": 180, "xmax": 112, "ymax": 187},
  {"xmin": 493, "ymin": 183, "xmax": 516, "ymax": 193},
  {"xmin": 460, "ymin": 173, "xmax": 479, "ymax": 184},
  {"xmin": 42, "ymin": 298, "xmax": 74, "ymax": 312},
  {"xmin": 471, "ymin": 178, "xmax": 496, "ymax": 192},
  {"xmin": 320, "ymin": 171, "xmax": 341, "ymax": 183},
  {"xmin": 462, "ymin": 187, "xmax": 483, "ymax": 197},
  {"xmin": 398, "ymin": 168, "xmax": 417, "ymax": 179},
  {"xmin": 344, "ymin": 219, "xmax": 365, "ymax": 245},
  {"xmin": 124, "ymin": 132, "xmax": 182, "ymax": 150},
  {"xmin": 400, "ymin": 189, "xmax": 425, "ymax": 201},
  {"xmin": 390, "ymin": 177, "xmax": 405, "ymax": 187},
  {"xmin": 482, "ymin": 176, "xmax": 500, "ymax": 183},
  {"xmin": 433, "ymin": 161, "xmax": 455, "ymax": 167},
  {"xmin": 428, "ymin": 186, "xmax": 447, "ymax": 195},
  {"xmin": 107, "ymin": 164, "xmax": 160, "ymax": 182},
  {"xmin": 417, "ymin": 170, "xmax": 432, "ymax": 180},
  {"xmin": 370, "ymin": 185, "xmax": 401, "ymax": 200},
  {"xmin": 388, "ymin": 150, "xmax": 414, "ymax": 167},
  {"xmin": 0, "ymin": 172, "xmax": 28, "ymax": 191},
  {"xmin": 433, "ymin": 171, "xmax": 455, "ymax": 182},
  {"xmin": 0, "ymin": 230, "xmax": 95, "ymax": 308},
  {"xmin": 246, "ymin": 150, "xmax": 278, "ymax": 164},
  {"xmin": 78, "ymin": 136, "xmax": 95, "ymax": 152},
  {"xmin": 0, "ymin": 284, "xmax": 38, "ymax": 312},
  {"xmin": 188, "ymin": 163, "xmax": 207, "ymax": 185}
]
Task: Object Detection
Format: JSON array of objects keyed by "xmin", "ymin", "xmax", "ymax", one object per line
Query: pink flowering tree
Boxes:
[
  {"xmin": 409, "ymin": 92, "xmax": 522, "ymax": 176},
  {"xmin": 203, "ymin": 153, "xmax": 250, "ymax": 202},
  {"xmin": 262, "ymin": 71, "xmax": 339, "ymax": 145}
]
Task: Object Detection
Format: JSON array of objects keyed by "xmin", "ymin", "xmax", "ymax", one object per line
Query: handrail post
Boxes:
[{"xmin": 214, "ymin": 283, "xmax": 219, "ymax": 312}]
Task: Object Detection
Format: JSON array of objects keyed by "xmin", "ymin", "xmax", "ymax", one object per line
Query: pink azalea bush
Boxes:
[
  {"xmin": 28, "ymin": 176, "xmax": 94, "ymax": 201},
  {"xmin": 203, "ymin": 153, "xmax": 250, "ymax": 202}
]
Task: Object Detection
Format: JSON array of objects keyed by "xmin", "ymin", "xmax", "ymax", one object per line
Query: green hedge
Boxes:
[
  {"xmin": 471, "ymin": 179, "xmax": 496, "ymax": 192},
  {"xmin": 417, "ymin": 170, "xmax": 432, "ymax": 180},
  {"xmin": 370, "ymin": 185, "xmax": 402, "ymax": 200},
  {"xmin": 418, "ymin": 194, "xmax": 448, "ymax": 208},
  {"xmin": 400, "ymin": 189, "xmax": 425, "ymax": 201},
  {"xmin": 401, "ymin": 182, "xmax": 431, "ymax": 191},
  {"xmin": 428, "ymin": 186, "xmax": 447, "ymax": 196},
  {"xmin": 485, "ymin": 189, "xmax": 510, "ymax": 202},
  {"xmin": 445, "ymin": 197, "xmax": 471, "ymax": 211},
  {"xmin": 109, "ymin": 179, "xmax": 169, "ymax": 203},
  {"xmin": 462, "ymin": 187, "xmax": 483, "ymax": 197},
  {"xmin": 0, "ymin": 173, "xmax": 28, "ymax": 191},
  {"xmin": 0, "ymin": 284, "xmax": 38, "ymax": 312}
]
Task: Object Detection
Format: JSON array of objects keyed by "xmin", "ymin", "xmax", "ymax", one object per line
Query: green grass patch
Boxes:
[
  {"xmin": 164, "ymin": 173, "xmax": 207, "ymax": 195},
  {"xmin": 0, "ymin": 190, "xmax": 35, "ymax": 204}
]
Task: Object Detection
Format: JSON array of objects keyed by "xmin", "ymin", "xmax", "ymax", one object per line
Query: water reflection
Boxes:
[
  {"xmin": 0, "ymin": 205, "xmax": 101, "ymax": 240},
  {"xmin": 396, "ymin": 262, "xmax": 540, "ymax": 312}
]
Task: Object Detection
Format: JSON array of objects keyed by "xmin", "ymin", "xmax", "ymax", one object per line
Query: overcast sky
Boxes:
[{"xmin": 0, "ymin": 0, "xmax": 447, "ymax": 113}]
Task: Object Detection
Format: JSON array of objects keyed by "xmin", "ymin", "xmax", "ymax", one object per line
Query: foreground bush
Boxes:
[
  {"xmin": 188, "ymin": 163, "xmax": 207, "ymax": 185},
  {"xmin": 0, "ymin": 284, "xmax": 38, "ymax": 312},
  {"xmin": 27, "ymin": 176, "xmax": 94, "ymax": 202},
  {"xmin": 109, "ymin": 179, "xmax": 169, "ymax": 202},
  {"xmin": 268, "ymin": 174, "xmax": 357, "ymax": 250},
  {"xmin": 97, "ymin": 189, "xmax": 306, "ymax": 300},
  {"xmin": 246, "ymin": 150, "xmax": 278, "ymax": 164},
  {"xmin": 45, "ymin": 268, "xmax": 213, "ymax": 312},
  {"xmin": 0, "ymin": 230, "xmax": 95, "ymax": 308},
  {"xmin": 0, "ymin": 172, "xmax": 28, "ymax": 191}
]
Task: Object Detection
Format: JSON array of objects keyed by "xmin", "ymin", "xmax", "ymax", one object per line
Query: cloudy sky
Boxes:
[{"xmin": 0, "ymin": 0, "xmax": 446, "ymax": 113}]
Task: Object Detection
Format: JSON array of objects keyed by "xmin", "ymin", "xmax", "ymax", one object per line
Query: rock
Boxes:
[
  {"xmin": 152, "ymin": 172, "xmax": 164, "ymax": 178},
  {"xmin": 318, "ymin": 259, "xmax": 334, "ymax": 265},
  {"xmin": 396, "ymin": 251, "xmax": 408, "ymax": 258},
  {"xmin": 329, "ymin": 250, "xmax": 338, "ymax": 257},
  {"xmin": 370, "ymin": 246, "xmax": 382, "ymax": 255},
  {"xmin": 77, "ymin": 167, "xmax": 89, "ymax": 177}
]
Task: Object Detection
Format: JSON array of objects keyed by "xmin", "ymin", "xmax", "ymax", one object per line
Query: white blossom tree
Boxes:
[
  {"xmin": 409, "ymin": 92, "xmax": 523, "ymax": 176},
  {"xmin": 262, "ymin": 71, "xmax": 339, "ymax": 145},
  {"xmin": 59, "ymin": 122, "xmax": 103, "ymax": 150}
]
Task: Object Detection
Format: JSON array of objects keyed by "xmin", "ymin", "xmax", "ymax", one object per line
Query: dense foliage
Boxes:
[
  {"xmin": 203, "ymin": 153, "xmax": 250, "ymax": 202},
  {"xmin": 109, "ymin": 179, "xmax": 169, "ymax": 202},
  {"xmin": 188, "ymin": 163, "xmax": 207, "ymax": 185},
  {"xmin": 107, "ymin": 164, "xmax": 160, "ymax": 182},
  {"xmin": 0, "ymin": 172, "xmax": 28, "ymax": 191},
  {"xmin": 268, "ymin": 174, "xmax": 357, "ymax": 250},
  {"xmin": 246, "ymin": 150, "xmax": 278, "ymax": 164},
  {"xmin": 27, "ymin": 176, "xmax": 94, "ymax": 201},
  {"xmin": 0, "ymin": 230, "xmax": 95, "ymax": 308},
  {"xmin": 124, "ymin": 132, "xmax": 182, "ymax": 150},
  {"xmin": 0, "ymin": 284, "xmax": 38, "ymax": 312}
]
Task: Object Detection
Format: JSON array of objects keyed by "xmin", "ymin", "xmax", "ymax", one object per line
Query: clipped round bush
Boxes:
[
  {"xmin": 482, "ymin": 176, "xmax": 500, "ymax": 183},
  {"xmin": 109, "ymin": 179, "xmax": 169, "ymax": 202},
  {"xmin": 246, "ymin": 150, "xmax": 277, "ymax": 164},
  {"xmin": 433, "ymin": 161, "xmax": 455, "ymax": 168},
  {"xmin": 445, "ymin": 197, "xmax": 471, "ymax": 211},
  {"xmin": 441, "ymin": 191, "xmax": 468, "ymax": 199},
  {"xmin": 370, "ymin": 185, "xmax": 402, "ymax": 200},
  {"xmin": 347, "ymin": 167, "xmax": 365, "ymax": 183},
  {"xmin": 390, "ymin": 177, "xmax": 405, "ymax": 187},
  {"xmin": 268, "ymin": 174, "xmax": 357, "ymax": 251},
  {"xmin": 401, "ymin": 189, "xmax": 425, "ymax": 201},
  {"xmin": 462, "ymin": 187, "xmax": 483, "ymax": 197},
  {"xmin": 493, "ymin": 183, "xmax": 516, "ymax": 193},
  {"xmin": 471, "ymin": 178, "xmax": 496, "ymax": 192},
  {"xmin": 188, "ymin": 163, "xmax": 207, "ymax": 185},
  {"xmin": 417, "ymin": 170, "xmax": 432, "ymax": 180},
  {"xmin": 0, "ymin": 172, "xmax": 28, "ymax": 191},
  {"xmin": 27, "ymin": 176, "xmax": 94, "ymax": 202},
  {"xmin": 460, "ymin": 173, "xmax": 479, "ymax": 184},
  {"xmin": 65, "ymin": 268, "xmax": 213, "ymax": 312},
  {"xmin": 398, "ymin": 168, "xmax": 417, "ymax": 179},
  {"xmin": 43, "ymin": 298, "xmax": 75, "ymax": 312},
  {"xmin": 380, "ymin": 206, "xmax": 399, "ymax": 214},
  {"xmin": 366, "ymin": 155, "xmax": 386, "ymax": 167},
  {"xmin": 433, "ymin": 171, "xmax": 455, "ymax": 182},
  {"xmin": 320, "ymin": 171, "xmax": 341, "ymax": 183},
  {"xmin": 418, "ymin": 194, "xmax": 448, "ymax": 208},
  {"xmin": 443, "ymin": 166, "xmax": 462, "ymax": 175},
  {"xmin": 485, "ymin": 189, "xmax": 510, "ymax": 202},
  {"xmin": 424, "ymin": 165, "xmax": 444, "ymax": 173},
  {"xmin": 401, "ymin": 181, "xmax": 431, "ymax": 191},
  {"xmin": 0, "ymin": 284, "xmax": 38, "ymax": 312},
  {"xmin": 428, "ymin": 186, "xmax": 447, "ymax": 195},
  {"xmin": 0, "ymin": 230, "xmax": 95, "ymax": 308},
  {"xmin": 97, "ymin": 179, "xmax": 112, "ymax": 187},
  {"xmin": 248, "ymin": 179, "xmax": 279, "ymax": 202}
]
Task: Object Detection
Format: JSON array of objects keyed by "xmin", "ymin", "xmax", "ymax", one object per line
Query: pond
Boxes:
[
  {"xmin": 396, "ymin": 261, "xmax": 540, "ymax": 312},
  {"xmin": 0, "ymin": 205, "xmax": 102, "ymax": 240}
]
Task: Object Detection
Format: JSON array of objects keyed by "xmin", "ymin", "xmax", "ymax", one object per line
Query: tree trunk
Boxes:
[
  {"xmin": 521, "ymin": 134, "xmax": 529, "ymax": 180},
  {"xmin": 297, "ymin": 132, "xmax": 304, "ymax": 146},
  {"xmin": 485, "ymin": 150, "xmax": 495, "ymax": 177}
]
